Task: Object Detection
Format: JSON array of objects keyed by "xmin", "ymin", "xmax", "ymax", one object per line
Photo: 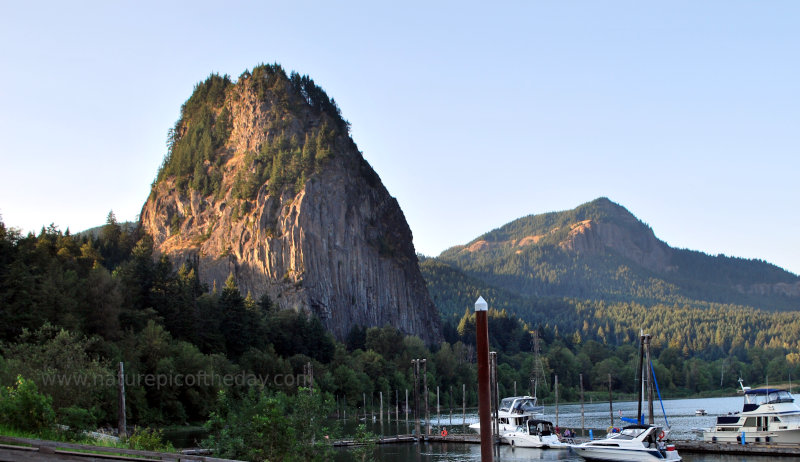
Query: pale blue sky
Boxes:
[{"xmin": 1, "ymin": 1, "xmax": 798, "ymax": 275}]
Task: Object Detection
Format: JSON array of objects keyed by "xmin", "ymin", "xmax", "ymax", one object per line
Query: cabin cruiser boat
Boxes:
[
  {"xmin": 573, "ymin": 333, "xmax": 681, "ymax": 461},
  {"xmin": 703, "ymin": 379, "xmax": 800, "ymax": 444},
  {"xmin": 469, "ymin": 395, "xmax": 543, "ymax": 434},
  {"xmin": 502, "ymin": 419, "xmax": 570, "ymax": 449},
  {"xmin": 572, "ymin": 425, "xmax": 681, "ymax": 461}
]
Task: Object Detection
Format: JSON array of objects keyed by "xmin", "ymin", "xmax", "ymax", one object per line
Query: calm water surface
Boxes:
[
  {"xmin": 335, "ymin": 396, "xmax": 792, "ymax": 461},
  {"xmin": 336, "ymin": 442, "xmax": 785, "ymax": 462}
]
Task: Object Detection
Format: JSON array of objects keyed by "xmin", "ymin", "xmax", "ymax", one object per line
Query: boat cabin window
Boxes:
[{"xmin": 525, "ymin": 420, "xmax": 554, "ymax": 436}]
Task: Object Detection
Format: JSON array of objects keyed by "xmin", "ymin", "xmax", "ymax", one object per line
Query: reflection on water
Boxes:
[
  {"xmin": 337, "ymin": 441, "xmax": 779, "ymax": 462},
  {"xmin": 336, "ymin": 396, "xmax": 781, "ymax": 461}
]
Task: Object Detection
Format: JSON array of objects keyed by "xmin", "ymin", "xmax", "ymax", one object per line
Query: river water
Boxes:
[{"xmin": 334, "ymin": 396, "xmax": 786, "ymax": 462}]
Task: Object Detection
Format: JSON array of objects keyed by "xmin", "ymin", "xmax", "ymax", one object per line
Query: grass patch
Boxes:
[{"xmin": 0, "ymin": 423, "xmax": 176, "ymax": 454}]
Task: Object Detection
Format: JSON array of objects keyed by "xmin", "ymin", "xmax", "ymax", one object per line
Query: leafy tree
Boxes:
[
  {"xmin": 203, "ymin": 388, "xmax": 335, "ymax": 462},
  {"xmin": 1, "ymin": 325, "xmax": 112, "ymax": 415}
]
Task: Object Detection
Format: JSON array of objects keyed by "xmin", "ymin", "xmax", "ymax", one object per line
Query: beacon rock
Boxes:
[{"xmin": 140, "ymin": 66, "xmax": 441, "ymax": 342}]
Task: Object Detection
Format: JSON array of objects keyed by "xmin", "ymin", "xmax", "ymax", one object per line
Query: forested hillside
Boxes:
[
  {"xmin": 422, "ymin": 258, "xmax": 800, "ymax": 355},
  {"xmin": 436, "ymin": 198, "xmax": 799, "ymax": 311}
]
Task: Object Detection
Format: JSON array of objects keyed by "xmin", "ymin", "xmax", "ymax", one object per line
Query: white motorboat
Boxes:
[
  {"xmin": 469, "ymin": 395, "xmax": 543, "ymax": 434},
  {"xmin": 502, "ymin": 419, "xmax": 570, "ymax": 449},
  {"xmin": 573, "ymin": 333, "xmax": 681, "ymax": 461},
  {"xmin": 572, "ymin": 425, "xmax": 681, "ymax": 461},
  {"xmin": 703, "ymin": 379, "xmax": 800, "ymax": 444}
]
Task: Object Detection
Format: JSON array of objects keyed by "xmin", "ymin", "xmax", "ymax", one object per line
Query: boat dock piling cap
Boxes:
[{"xmin": 475, "ymin": 296, "xmax": 488, "ymax": 312}]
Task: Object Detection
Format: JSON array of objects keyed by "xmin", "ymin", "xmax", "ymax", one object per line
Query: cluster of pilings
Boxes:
[{"xmin": 333, "ymin": 378, "xmax": 474, "ymax": 437}]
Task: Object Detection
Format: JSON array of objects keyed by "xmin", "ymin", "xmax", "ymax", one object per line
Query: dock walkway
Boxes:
[{"xmin": 675, "ymin": 439, "xmax": 800, "ymax": 456}]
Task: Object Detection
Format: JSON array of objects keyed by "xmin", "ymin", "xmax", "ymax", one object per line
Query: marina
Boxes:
[
  {"xmin": 334, "ymin": 432, "xmax": 800, "ymax": 459},
  {"xmin": 332, "ymin": 394, "xmax": 800, "ymax": 459}
]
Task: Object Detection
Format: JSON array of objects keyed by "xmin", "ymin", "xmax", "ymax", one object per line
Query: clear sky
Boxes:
[{"xmin": 1, "ymin": 1, "xmax": 798, "ymax": 275}]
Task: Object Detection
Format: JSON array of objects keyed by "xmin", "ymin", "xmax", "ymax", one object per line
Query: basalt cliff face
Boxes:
[{"xmin": 140, "ymin": 65, "xmax": 441, "ymax": 342}]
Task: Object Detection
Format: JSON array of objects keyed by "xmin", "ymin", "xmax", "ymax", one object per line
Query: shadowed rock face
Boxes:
[{"xmin": 140, "ymin": 67, "xmax": 441, "ymax": 343}]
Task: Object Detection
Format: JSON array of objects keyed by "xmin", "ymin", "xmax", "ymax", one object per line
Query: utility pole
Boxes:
[
  {"xmin": 424, "ymin": 359, "xmax": 429, "ymax": 436},
  {"xmin": 412, "ymin": 360, "xmax": 421, "ymax": 437},
  {"xmin": 117, "ymin": 362, "xmax": 126, "ymax": 438}
]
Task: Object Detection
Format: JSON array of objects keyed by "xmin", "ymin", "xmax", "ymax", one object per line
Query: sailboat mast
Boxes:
[
  {"xmin": 636, "ymin": 332, "xmax": 644, "ymax": 424},
  {"xmin": 644, "ymin": 334, "xmax": 654, "ymax": 425}
]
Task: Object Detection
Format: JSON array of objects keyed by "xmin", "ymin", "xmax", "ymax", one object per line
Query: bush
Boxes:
[
  {"xmin": 58, "ymin": 406, "xmax": 96, "ymax": 439},
  {"xmin": 203, "ymin": 388, "xmax": 335, "ymax": 462},
  {"xmin": 125, "ymin": 426, "xmax": 174, "ymax": 452},
  {"xmin": 0, "ymin": 375, "xmax": 55, "ymax": 432}
]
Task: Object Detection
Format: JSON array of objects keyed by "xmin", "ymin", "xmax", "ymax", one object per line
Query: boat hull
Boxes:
[
  {"xmin": 703, "ymin": 428, "xmax": 800, "ymax": 444},
  {"xmin": 503, "ymin": 434, "xmax": 569, "ymax": 449},
  {"xmin": 572, "ymin": 445, "xmax": 680, "ymax": 461},
  {"xmin": 469, "ymin": 422, "xmax": 521, "ymax": 435}
]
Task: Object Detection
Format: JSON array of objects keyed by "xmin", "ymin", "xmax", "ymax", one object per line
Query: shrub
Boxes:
[
  {"xmin": 0, "ymin": 375, "xmax": 55, "ymax": 432},
  {"xmin": 203, "ymin": 388, "xmax": 335, "ymax": 462},
  {"xmin": 125, "ymin": 426, "xmax": 174, "ymax": 452},
  {"xmin": 58, "ymin": 406, "xmax": 96, "ymax": 439}
]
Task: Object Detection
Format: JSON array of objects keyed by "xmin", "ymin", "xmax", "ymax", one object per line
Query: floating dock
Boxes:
[{"xmin": 675, "ymin": 439, "xmax": 800, "ymax": 456}]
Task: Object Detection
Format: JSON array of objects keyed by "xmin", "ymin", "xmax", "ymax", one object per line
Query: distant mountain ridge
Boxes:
[{"xmin": 435, "ymin": 198, "xmax": 800, "ymax": 312}]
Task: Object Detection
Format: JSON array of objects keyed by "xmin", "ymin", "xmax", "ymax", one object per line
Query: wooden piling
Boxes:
[
  {"xmin": 475, "ymin": 296, "xmax": 493, "ymax": 462},
  {"xmin": 608, "ymin": 373, "xmax": 614, "ymax": 427},
  {"xmin": 580, "ymin": 373, "xmax": 585, "ymax": 437},
  {"xmin": 554, "ymin": 375, "xmax": 559, "ymax": 427}
]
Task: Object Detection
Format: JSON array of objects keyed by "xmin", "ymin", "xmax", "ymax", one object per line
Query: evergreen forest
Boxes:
[{"xmin": 2, "ymin": 213, "xmax": 800, "ymax": 461}]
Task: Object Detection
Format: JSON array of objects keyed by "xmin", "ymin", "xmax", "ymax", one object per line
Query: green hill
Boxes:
[
  {"xmin": 436, "ymin": 197, "xmax": 799, "ymax": 311},
  {"xmin": 423, "ymin": 198, "xmax": 800, "ymax": 356}
]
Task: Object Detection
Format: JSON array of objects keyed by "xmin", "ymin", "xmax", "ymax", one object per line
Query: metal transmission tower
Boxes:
[{"xmin": 530, "ymin": 330, "xmax": 548, "ymax": 398}]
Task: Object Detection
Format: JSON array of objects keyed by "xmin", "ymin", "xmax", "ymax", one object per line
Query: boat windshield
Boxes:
[
  {"xmin": 611, "ymin": 427, "xmax": 646, "ymax": 440},
  {"xmin": 499, "ymin": 397, "xmax": 537, "ymax": 413},
  {"xmin": 747, "ymin": 390, "xmax": 795, "ymax": 406},
  {"xmin": 767, "ymin": 391, "xmax": 794, "ymax": 404}
]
